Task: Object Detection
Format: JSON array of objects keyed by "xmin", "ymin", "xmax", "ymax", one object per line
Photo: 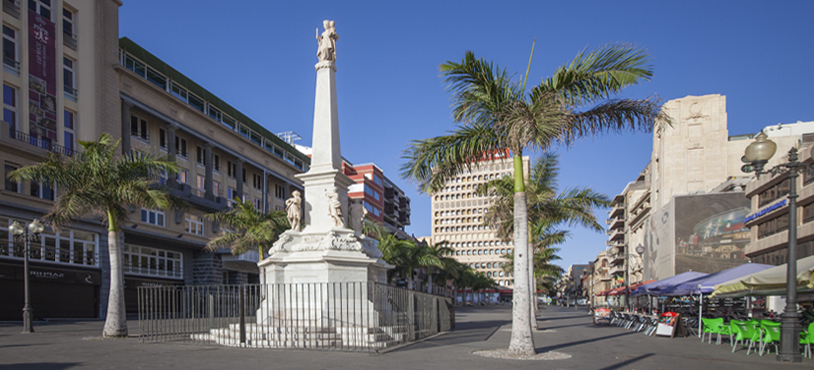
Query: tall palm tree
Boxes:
[
  {"xmin": 479, "ymin": 154, "xmax": 609, "ymax": 324},
  {"xmin": 402, "ymin": 44, "xmax": 664, "ymax": 355},
  {"xmin": 205, "ymin": 198, "xmax": 289, "ymax": 260},
  {"xmin": 8, "ymin": 133, "xmax": 178, "ymax": 338}
]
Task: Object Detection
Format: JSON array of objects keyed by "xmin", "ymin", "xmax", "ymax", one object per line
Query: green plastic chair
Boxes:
[
  {"xmin": 731, "ymin": 321, "xmax": 760, "ymax": 354},
  {"xmin": 758, "ymin": 321, "xmax": 781, "ymax": 356},
  {"xmin": 701, "ymin": 317, "xmax": 724, "ymax": 344},
  {"xmin": 801, "ymin": 322, "xmax": 814, "ymax": 359}
]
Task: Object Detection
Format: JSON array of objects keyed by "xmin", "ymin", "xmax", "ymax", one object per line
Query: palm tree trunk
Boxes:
[
  {"xmin": 103, "ymin": 227, "xmax": 127, "ymax": 337},
  {"xmin": 529, "ymin": 236, "xmax": 536, "ymax": 330},
  {"xmin": 428, "ymin": 268, "xmax": 433, "ymax": 294},
  {"xmin": 508, "ymin": 153, "xmax": 535, "ymax": 355}
]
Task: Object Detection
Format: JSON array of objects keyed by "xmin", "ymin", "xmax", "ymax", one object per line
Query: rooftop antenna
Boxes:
[{"xmin": 277, "ymin": 131, "xmax": 302, "ymax": 145}]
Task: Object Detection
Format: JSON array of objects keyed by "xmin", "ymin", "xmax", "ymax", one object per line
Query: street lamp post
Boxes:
[
  {"xmin": 610, "ymin": 244, "xmax": 645, "ymax": 312},
  {"xmin": 9, "ymin": 219, "xmax": 44, "ymax": 333},
  {"xmin": 743, "ymin": 131, "xmax": 804, "ymax": 363}
]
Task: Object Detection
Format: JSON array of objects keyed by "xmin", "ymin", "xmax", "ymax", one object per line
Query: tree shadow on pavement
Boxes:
[
  {"xmin": 0, "ymin": 363, "xmax": 80, "ymax": 370},
  {"xmin": 595, "ymin": 354, "xmax": 654, "ymax": 370},
  {"xmin": 536, "ymin": 331, "xmax": 637, "ymax": 353}
]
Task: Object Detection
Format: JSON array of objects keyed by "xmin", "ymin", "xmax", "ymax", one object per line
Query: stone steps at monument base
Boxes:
[{"xmin": 193, "ymin": 324, "xmax": 409, "ymax": 349}]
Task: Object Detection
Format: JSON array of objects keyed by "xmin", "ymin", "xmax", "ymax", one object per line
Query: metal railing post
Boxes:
[{"xmin": 239, "ymin": 285, "xmax": 246, "ymax": 345}]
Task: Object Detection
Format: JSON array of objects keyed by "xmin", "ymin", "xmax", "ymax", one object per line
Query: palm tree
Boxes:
[
  {"xmin": 363, "ymin": 222, "xmax": 415, "ymax": 284},
  {"xmin": 402, "ymin": 44, "xmax": 664, "ymax": 355},
  {"xmin": 418, "ymin": 240, "xmax": 454, "ymax": 294},
  {"xmin": 204, "ymin": 198, "xmax": 289, "ymax": 260},
  {"xmin": 479, "ymin": 154, "xmax": 609, "ymax": 323},
  {"xmin": 7, "ymin": 133, "xmax": 178, "ymax": 338}
]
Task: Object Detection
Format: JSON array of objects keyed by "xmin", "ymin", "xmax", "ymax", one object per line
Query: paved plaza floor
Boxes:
[{"xmin": 0, "ymin": 304, "xmax": 812, "ymax": 369}]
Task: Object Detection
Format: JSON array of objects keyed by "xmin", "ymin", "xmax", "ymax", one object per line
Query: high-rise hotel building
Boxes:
[{"xmin": 430, "ymin": 152, "xmax": 529, "ymax": 287}]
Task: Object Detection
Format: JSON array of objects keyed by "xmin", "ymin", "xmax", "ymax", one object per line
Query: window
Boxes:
[
  {"xmin": 62, "ymin": 8, "xmax": 74, "ymax": 38},
  {"xmin": 242, "ymin": 168, "xmax": 246, "ymax": 184},
  {"xmin": 29, "ymin": 0, "xmax": 52, "ymax": 20},
  {"xmin": 123, "ymin": 54, "xmax": 145, "ymax": 77},
  {"xmin": 141, "ymin": 208, "xmax": 165, "ymax": 227},
  {"xmin": 0, "ymin": 220, "xmax": 98, "ymax": 266},
  {"xmin": 373, "ymin": 174, "xmax": 383, "ymax": 187},
  {"xmin": 63, "ymin": 110, "xmax": 74, "ymax": 155},
  {"xmin": 30, "ymin": 180, "xmax": 54, "ymax": 200},
  {"xmin": 185, "ymin": 213, "xmax": 204, "ymax": 235},
  {"xmin": 176, "ymin": 170, "xmax": 187, "ymax": 184},
  {"xmin": 227, "ymin": 161, "xmax": 236, "ymax": 178},
  {"xmin": 207, "ymin": 105, "xmax": 221, "ymax": 122},
  {"xmin": 187, "ymin": 93, "xmax": 205, "ymax": 112},
  {"xmin": 158, "ymin": 128, "xmax": 166, "ymax": 149},
  {"xmin": 145, "ymin": 67, "xmax": 166, "ymax": 90},
  {"xmin": 130, "ymin": 115, "xmax": 148, "ymax": 141},
  {"xmin": 254, "ymin": 198, "xmax": 262, "ymax": 210},
  {"xmin": 3, "ymin": 84, "xmax": 17, "ymax": 133},
  {"xmin": 122, "ymin": 245, "xmax": 182, "ymax": 278},
  {"xmin": 2, "ymin": 25, "xmax": 17, "ymax": 71},
  {"xmin": 63, "ymin": 57, "xmax": 76, "ymax": 98},
  {"xmin": 4, "ymin": 164, "xmax": 20, "ymax": 193},
  {"xmin": 195, "ymin": 175, "xmax": 205, "ymax": 196},
  {"xmin": 213, "ymin": 154, "xmax": 220, "ymax": 172},
  {"xmin": 227, "ymin": 187, "xmax": 237, "ymax": 201},
  {"xmin": 275, "ymin": 184, "xmax": 286, "ymax": 200},
  {"xmin": 170, "ymin": 82, "xmax": 188, "ymax": 102},
  {"xmin": 252, "ymin": 173, "xmax": 262, "ymax": 190},
  {"xmin": 175, "ymin": 136, "xmax": 187, "ymax": 158},
  {"xmin": 196, "ymin": 146, "xmax": 205, "ymax": 166}
]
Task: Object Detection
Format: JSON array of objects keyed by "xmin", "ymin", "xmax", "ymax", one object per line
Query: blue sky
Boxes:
[{"xmin": 120, "ymin": 0, "xmax": 814, "ymax": 270}]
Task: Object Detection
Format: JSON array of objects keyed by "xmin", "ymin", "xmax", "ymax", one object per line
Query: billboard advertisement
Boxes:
[
  {"xmin": 28, "ymin": 9, "xmax": 58, "ymax": 146},
  {"xmin": 673, "ymin": 193, "xmax": 751, "ymax": 275}
]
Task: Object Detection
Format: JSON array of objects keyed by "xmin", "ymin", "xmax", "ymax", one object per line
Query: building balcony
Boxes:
[
  {"xmin": 166, "ymin": 181, "xmax": 228, "ymax": 213},
  {"xmin": 607, "ymin": 216, "xmax": 624, "ymax": 230},
  {"xmin": 609, "ymin": 203, "xmax": 624, "ymax": 218},
  {"xmin": 2, "ymin": 122, "xmax": 76, "ymax": 158},
  {"xmin": 64, "ymin": 32, "xmax": 77, "ymax": 51},
  {"xmin": 607, "ymin": 228, "xmax": 625, "ymax": 241}
]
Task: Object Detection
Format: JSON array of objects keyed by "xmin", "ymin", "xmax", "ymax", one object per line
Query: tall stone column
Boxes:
[
  {"xmin": 235, "ymin": 159, "xmax": 244, "ymax": 201},
  {"xmin": 297, "ymin": 60, "xmax": 354, "ymax": 234},
  {"xmin": 166, "ymin": 123, "xmax": 177, "ymax": 186},
  {"xmin": 204, "ymin": 143, "xmax": 214, "ymax": 200},
  {"xmin": 120, "ymin": 101, "xmax": 132, "ymax": 155}
]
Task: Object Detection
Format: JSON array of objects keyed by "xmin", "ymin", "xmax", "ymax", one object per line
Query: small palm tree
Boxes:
[
  {"xmin": 402, "ymin": 44, "xmax": 663, "ymax": 354},
  {"xmin": 8, "ymin": 133, "xmax": 178, "ymax": 338},
  {"xmin": 205, "ymin": 199, "xmax": 289, "ymax": 260},
  {"xmin": 363, "ymin": 222, "xmax": 414, "ymax": 284}
]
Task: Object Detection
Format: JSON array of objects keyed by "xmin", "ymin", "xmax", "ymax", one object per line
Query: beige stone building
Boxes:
[
  {"xmin": 430, "ymin": 153, "xmax": 529, "ymax": 287},
  {"xmin": 601, "ymin": 94, "xmax": 814, "ymax": 283}
]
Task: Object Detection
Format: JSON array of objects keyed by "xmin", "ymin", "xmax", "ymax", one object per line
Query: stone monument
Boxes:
[{"xmin": 254, "ymin": 21, "xmax": 391, "ymax": 332}]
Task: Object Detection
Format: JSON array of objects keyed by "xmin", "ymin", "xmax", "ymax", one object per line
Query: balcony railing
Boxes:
[
  {"xmin": 64, "ymin": 85, "xmax": 77, "ymax": 101},
  {"xmin": 8, "ymin": 129, "xmax": 75, "ymax": 156},
  {"xmin": 3, "ymin": 0, "xmax": 19, "ymax": 18},
  {"xmin": 63, "ymin": 32, "xmax": 77, "ymax": 50},
  {"xmin": 3, "ymin": 57, "xmax": 19, "ymax": 75}
]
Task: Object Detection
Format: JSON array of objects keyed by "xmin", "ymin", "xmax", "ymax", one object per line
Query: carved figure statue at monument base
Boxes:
[
  {"xmin": 285, "ymin": 190, "xmax": 302, "ymax": 231},
  {"xmin": 316, "ymin": 20, "xmax": 338, "ymax": 62},
  {"xmin": 348, "ymin": 198, "xmax": 367, "ymax": 235},
  {"xmin": 325, "ymin": 187, "xmax": 344, "ymax": 227}
]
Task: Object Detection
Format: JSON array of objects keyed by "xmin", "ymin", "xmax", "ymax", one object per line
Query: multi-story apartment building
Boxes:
[
  {"xmin": 606, "ymin": 169, "xmax": 649, "ymax": 289},
  {"xmin": 1, "ymin": 1, "xmax": 309, "ymax": 320},
  {"xmin": 116, "ymin": 38, "xmax": 307, "ymax": 307},
  {"xmin": 742, "ymin": 122, "xmax": 814, "ymax": 266},
  {"xmin": 344, "ymin": 163, "xmax": 410, "ymax": 238},
  {"xmin": 429, "ymin": 152, "xmax": 529, "ymax": 287},
  {"xmin": 1, "ymin": 0, "xmax": 122, "ymax": 320}
]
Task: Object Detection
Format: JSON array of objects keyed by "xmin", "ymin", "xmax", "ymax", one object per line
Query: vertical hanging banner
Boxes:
[{"xmin": 28, "ymin": 9, "xmax": 57, "ymax": 146}]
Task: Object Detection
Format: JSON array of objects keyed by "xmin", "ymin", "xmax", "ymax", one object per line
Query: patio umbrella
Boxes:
[
  {"xmin": 661, "ymin": 263, "xmax": 774, "ymax": 296},
  {"xmin": 711, "ymin": 254, "xmax": 814, "ymax": 298},
  {"xmin": 630, "ymin": 271, "xmax": 708, "ymax": 297}
]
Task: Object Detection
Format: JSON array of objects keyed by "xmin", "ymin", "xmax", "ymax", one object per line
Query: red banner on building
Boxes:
[{"xmin": 28, "ymin": 9, "xmax": 57, "ymax": 143}]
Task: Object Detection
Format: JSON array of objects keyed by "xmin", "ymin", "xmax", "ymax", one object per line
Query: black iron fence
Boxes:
[{"xmin": 138, "ymin": 282, "xmax": 454, "ymax": 352}]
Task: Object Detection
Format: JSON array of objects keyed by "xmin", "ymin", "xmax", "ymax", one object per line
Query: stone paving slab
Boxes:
[{"xmin": 0, "ymin": 305, "xmax": 811, "ymax": 369}]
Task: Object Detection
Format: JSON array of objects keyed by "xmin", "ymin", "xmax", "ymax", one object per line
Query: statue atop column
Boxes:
[{"xmin": 316, "ymin": 20, "xmax": 338, "ymax": 62}]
